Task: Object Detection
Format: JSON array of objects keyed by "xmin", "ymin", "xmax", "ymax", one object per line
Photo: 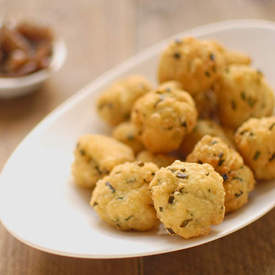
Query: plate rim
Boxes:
[{"xmin": 1, "ymin": 19, "xmax": 275, "ymax": 259}]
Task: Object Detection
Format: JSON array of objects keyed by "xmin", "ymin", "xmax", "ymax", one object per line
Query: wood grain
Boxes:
[{"xmin": 0, "ymin": 0, "xmax": 274, "ymax": 274}]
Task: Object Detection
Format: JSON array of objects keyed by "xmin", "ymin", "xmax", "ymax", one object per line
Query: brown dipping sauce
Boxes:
[{"xmin": 0, "ymin": 21, "xmax": 54, "ymax": 77}]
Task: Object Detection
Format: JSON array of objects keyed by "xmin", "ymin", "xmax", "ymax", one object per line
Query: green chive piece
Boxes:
[
  {"xmin": 269, "ymin": 153, "xmax": 275, "ymax": 162},
  {"xmin": 127, "ymin": 135, "xmax": 134, "ymax": 141},
  {"xmin": 168, "ymin": 195, "xmax": 174, "ymax": 204},
  {"xmin": 167, "ymin": 228, "xmax": 175, "ymax": 234},
  {"xmin": 105, "ymin": 182, "xmax": 115, "ymax": 193},
  {"xmin": 125, "ymin": 215, "xmax": 133, "ymax": 221},
  {"xmin": 173, "ymin": 52, "xmax": 181, "ymax": 59},
  {"xmin": 240, "ymin": 91, "xmax": 246, "ymax": 100},
  {"xmin": 231, "ymin": 100, "xmax": 237, "ymax": 110},
  {"xmin": 235, "ymin": 191, "xmax": 243, "ymax": 198},
  {"xmin": 180, "ymin": 218, "xmax": 192, "ymax": 227},
  {"xmin": 205, "ymin": 71, "xmax": 210, "ymax": 77},
  {"xmin": 209, "ymin": 53, "xmax": 215, "ymax": 61},
  {"xmin": 253, "ymin": 151, "xmax": 261, "ymax": 161}
]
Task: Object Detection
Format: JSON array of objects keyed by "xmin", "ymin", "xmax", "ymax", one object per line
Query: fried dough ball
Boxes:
[
  {"xmin": 72, "ymin": 135, "xmax": 134, "ymax": 188},
  {"xmin": 136, "ymin": 150, "xmax": 177, "ymax": 168},
  {"xmin": 186, "ymin": 135, "xmax": 243, "ymax": 175},
  {"xmin": 97, "ymin": 75, "xmax": 153, "ymax": 126},
  {"xmin": 180, "ymin": 119, "xmax": 232, "ymax": 157},
  {"xmin": 158, "ymin": 37, "xmax": 224, "ymax": 95},
  {"xmin": 187, "ymin": 135, "xmax": 255, "ymax": 213},
  {"xmin": 223, "ymin": 165, "xmax": 255, "ymax": 213},
  {"xmin": 205, "ymin": 40, "xmax": 251, "ymax": 66},
  {"xmin": 215, "ymin": 65, "xmax": 274, "ymax": 129},
  {"xmin": 150, "ymin": 161, "xmax": 225, "ymax": 239},
  {"xmin": 235, "ymin": 117, "xmax": 275, "ymax": 180},
  {"xmin": 90, "ymin": 161, "xmax": 159, "ymax": 231},
  {"xmin": 112, "ymin": 121, "xmax": 144, "ymax": 154},
  {"xmin": 131, "ymin": 88, "xmax": 197, "ymax": 153}
]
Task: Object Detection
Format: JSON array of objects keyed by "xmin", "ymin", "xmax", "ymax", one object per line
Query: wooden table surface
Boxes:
[{"xmin": 0, "ymin": 0, "xmax": 275, "ymax": 274}]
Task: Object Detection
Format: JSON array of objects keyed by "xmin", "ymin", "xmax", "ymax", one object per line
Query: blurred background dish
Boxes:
[{"xmin": 0, "ymin": 21, "xmax": 66, "ymax": 98}]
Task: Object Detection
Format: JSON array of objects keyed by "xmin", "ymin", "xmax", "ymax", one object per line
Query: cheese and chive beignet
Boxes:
[
  {"xmin": 131, "ymin": 87, "xmax": 197, "ymax": 153},
  {"xmin": 235, "ymin": 117, "xmax": 275, "ymax": 180},
  {"xmin": 158, "ymin": 37, "xmax": 224, "ymax": 96},
  {"xmin": 97, "ymin": 75, "xmax": 153, "ymax": 126},
  {"xmin": 187, "ymin": 135, "xmax": 255, "ymax": 213},
  {"xmin": 215, "ymin": 65, "xmax": 274, "ymax": 129},
  {"xmin": 150, "ymin": 161, "xmax": 225, "ymax": 239},
  {"xmin": 72, "ymin": 135, "xmax": 134, "ymax": 188},
  {"xmin": 91, "ymin": 161, "xmax": 159, "ymax": 231}
]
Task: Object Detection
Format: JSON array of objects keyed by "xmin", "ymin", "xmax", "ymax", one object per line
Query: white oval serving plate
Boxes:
[{"xmin": 0, "ymin": 19, "xmax": 274, "ymax": 259}]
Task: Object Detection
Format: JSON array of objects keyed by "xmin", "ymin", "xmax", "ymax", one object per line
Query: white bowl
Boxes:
[
  {"xmin": 0, "ymin": 39, "xmax": 67, "ymax": 99},
  {"xmin": 0, "ymin": 19, "xmax": 274, "ymax": 259}
]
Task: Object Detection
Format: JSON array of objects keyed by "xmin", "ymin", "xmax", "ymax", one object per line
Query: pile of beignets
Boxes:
[{"xmin": 72, "ymin": 37, "xmax": 275, "ymax": 239}]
